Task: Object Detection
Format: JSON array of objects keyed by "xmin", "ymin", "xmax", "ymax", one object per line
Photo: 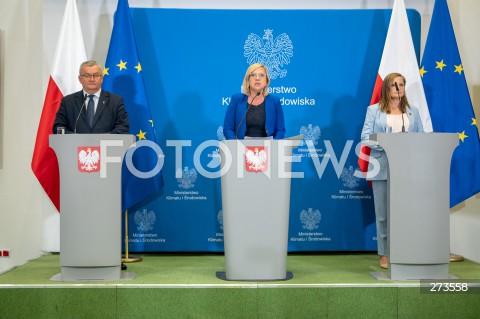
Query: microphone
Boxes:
[
  {"xmin": 74, "ymin": 93, "xmax": 88, "ymax": 134},
  {"xmin": 235, "ymin": 91, "xmax": 261, "ymax": 139},
  {"xmin": 394, "ymin": 82, "xmax": 406, "ymax": 133}
]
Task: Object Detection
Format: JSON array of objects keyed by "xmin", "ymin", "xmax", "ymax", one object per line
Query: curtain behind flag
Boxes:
[
  {"xmin": 420, "ymin": 0, "xmax": 480, "ymax": 207},
  {"xmin": 103, "ymin": 0, "xmax": 164, "ymax": 211},
  {"xmin": 358, "ymin": 0, "xmax": 432, "ymax": 175},
  {"xmin": 31, "ymin": 0, "xmax": 87, "ymax": 211}
]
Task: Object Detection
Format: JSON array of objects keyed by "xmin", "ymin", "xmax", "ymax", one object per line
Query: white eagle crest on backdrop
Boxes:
[
  {"xmin": 177, "ymin": 166, "xmax": 197, "ymax": 189},
  {"xmin": 134, "ymin": 209, "xmax": 156, "ymax": 232},
  {"xmin": 244, "ymin": 29, "xmax": 293, "ymax": 79},
  {"xmin": 300, "ymin": 124, "xmax": 321, "ymax": 146},
  {"xmin": 217, "ymin": 210, "xmax": 224, "ymax": 231},
  {"xmin": 300, "ymin": 208, "xmax": 321, "ymax": 231},
  {"xmin": 245, "ymin": 147, "xmax": 268, "ymax": 172},
  {"xmin": 341, "ymin": 165, "xmax": 360, "ymax": 189},
  {"xmin": 78, "ymin": 148, "xmax": 100, "ymax": 171}
]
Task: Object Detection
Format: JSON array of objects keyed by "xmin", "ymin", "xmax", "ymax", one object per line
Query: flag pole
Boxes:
[
  {"xmin": 450, "ymin": 254, "xmax": 465, "ymax": 262},
  {"xmin": 122, "ymin": 209, "xmax": 142, "ymax": 263}
]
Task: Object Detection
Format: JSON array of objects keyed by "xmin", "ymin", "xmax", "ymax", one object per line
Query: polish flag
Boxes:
[
  {"xmin": 31, "ymin": 0, "xmax": 87, "ymax": 211},
  {"xmin": 359, "ymin": 0, "xmax": 432, "ymax": 174}
]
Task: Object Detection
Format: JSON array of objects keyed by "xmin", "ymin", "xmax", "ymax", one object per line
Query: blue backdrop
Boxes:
[{"xmin": 124, "ymin": 8, "xmax": 421, "ymax": 252}]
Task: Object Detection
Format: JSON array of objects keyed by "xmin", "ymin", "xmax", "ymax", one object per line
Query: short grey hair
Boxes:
[{"xmin": 79, "ymin": 60, "xmax": 102, "ymax": 75}]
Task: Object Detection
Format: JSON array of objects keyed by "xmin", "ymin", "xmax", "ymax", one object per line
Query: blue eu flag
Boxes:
[
  {"xmin": 420, "ymin": 0, "xmax": 480, "ymax": 207},
  {"xmin": 103, "ymin": 0, "xmax": 164, "ymax": 211}
]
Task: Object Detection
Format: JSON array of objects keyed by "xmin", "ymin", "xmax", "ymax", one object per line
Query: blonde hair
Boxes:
[
  {"xmin": 379, "ymin": 72, "xmax": 410, "ymax": 113},
  {"xmin": 241, "ymin": 63, "xmax": 270, "ymax": 97}
]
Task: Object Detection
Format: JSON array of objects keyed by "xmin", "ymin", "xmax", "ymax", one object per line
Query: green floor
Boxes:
[
  {"xmin": 1, "ymin": 254, "xmax": 480, "ymax": 319},
  {"xmin": 1, "ymin": 253, "xmax": 479, "ymax": 285}
]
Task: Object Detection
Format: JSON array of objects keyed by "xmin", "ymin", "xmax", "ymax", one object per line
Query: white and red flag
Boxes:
[
  {"xmin": 31, "ymin": 0, "xmax": 87, "ymax": 211},
  {"xmin": 359, "ymin": 0, "xmax": 432, "ymax": 173}
]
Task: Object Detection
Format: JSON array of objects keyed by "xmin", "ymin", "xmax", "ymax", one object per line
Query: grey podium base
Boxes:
[
  {"xmin": 371, "ymin": 272, "xmax": 458, "ymax": 281},
  {"xmin": 371, "ymin": 263, "xmax": 454, "ymax": 281},
  {"xmin": 50, "ymin": 271, "xmax": 136, "ymax": 282},
  {"xmin": 215, "ymin": 271, "xmax": 293, "ymax": 282}
]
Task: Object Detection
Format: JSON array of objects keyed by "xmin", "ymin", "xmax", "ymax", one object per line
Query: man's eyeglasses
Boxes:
[
  {"xmin": 80, "ymin": 73, "xmax": 103, "ymax": 79},
  {"xmin": 249, "ymin": 73, "xmax": 266, "ymax": 79}
]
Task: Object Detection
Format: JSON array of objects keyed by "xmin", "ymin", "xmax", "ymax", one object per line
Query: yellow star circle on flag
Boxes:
[
  {"xmin": 419, "ymin": 66, "xmax": 427, "ymax": 78},
  {"xmin": 435, "ymin": 60, "xmax": 447, "ymax": 71},
  {"xmin": 136, "ymin": 130, "xmax": 147, "ymax": 140},
  {"xmin": 458, "ymin": 131, "xmax": 468, "ymax": 142},
  {"xmin": 135, "ymin": 62, "xmax": 142, "ymax": 73},
  {"xmin": 454, "ymin": 64, "xmax": 463, "ymax": 75},
  {"xmin": 117, "ymin": 60, "xmax": 127, "ymax": 71}
]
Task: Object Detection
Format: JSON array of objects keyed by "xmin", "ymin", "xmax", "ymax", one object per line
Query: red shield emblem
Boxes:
[
  {"xmin": 78, "ymin": 146, "xmax": 101, "ymax": 173},
  {"xmin": 245, "ymin": 146, "xmax": 268, "ymax": 172}
]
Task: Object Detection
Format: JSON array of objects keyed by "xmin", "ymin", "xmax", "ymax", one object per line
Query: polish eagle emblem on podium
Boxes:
[
  {"xmin": 77, "ymin": 146, "xmax": 100, "ymax": 173},
  {"xmin": 245, "ymin": 146, "xmax": 268, "ymax": 172}
]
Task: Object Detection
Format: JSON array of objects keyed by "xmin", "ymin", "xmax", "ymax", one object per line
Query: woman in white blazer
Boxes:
[{"xmin": 361, "ymin": 72, "xmax": 424, "ymax": 269}]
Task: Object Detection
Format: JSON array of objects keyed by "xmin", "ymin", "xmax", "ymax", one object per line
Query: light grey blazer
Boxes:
[{"xmin": 360, "ymin": 103, "xmax": 424, "ymax": 181}]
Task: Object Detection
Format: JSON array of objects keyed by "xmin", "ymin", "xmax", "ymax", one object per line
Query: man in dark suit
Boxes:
[{"xmin": 52, "ymin": 60, "xmax": 129, "ymax": 134}]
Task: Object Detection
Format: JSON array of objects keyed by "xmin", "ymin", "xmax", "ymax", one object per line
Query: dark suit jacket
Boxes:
[{"xmin": 52, "ymin": 90, "xmax": 129, "ymax": 134}]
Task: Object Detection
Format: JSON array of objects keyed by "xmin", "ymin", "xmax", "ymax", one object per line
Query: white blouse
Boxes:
[{"xmin": 386, "ymin": 113, "xmax": 410, "ymax": 133}]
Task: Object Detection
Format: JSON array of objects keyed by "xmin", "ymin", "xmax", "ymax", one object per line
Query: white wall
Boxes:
[
  {"xmin": 1, "ymin": 0, "xmax": 479, "ymax": 273},
  {"xmin": 0, "ymin": 0, "xmax": 44, "ymax": 273}
]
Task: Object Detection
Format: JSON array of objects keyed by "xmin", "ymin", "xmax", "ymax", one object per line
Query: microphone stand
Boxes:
[
  {"xmin": 394, "ymin": 82, "xmax": 406, "ymax": 133},
  {"xmin": 74, "ymin": 93, "xmax": 88, "ymax": 134}
]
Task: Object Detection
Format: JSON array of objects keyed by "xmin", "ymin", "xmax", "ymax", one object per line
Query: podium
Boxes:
[
  {"xmin": 219, "ymin": 136, "xmax": 302, "ymax": 281},
  {"xmin": 370, "ymin": 133, "xmax": 458, "ymax": 280},
  {"xmin": 50, "ymin": 134, "xmax": 135, "ymax": 281}
]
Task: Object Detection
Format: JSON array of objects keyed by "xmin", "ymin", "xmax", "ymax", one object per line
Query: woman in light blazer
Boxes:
[{"xmin": 361, "ymin": 72, "xmax": 424, "ymax": 269}]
